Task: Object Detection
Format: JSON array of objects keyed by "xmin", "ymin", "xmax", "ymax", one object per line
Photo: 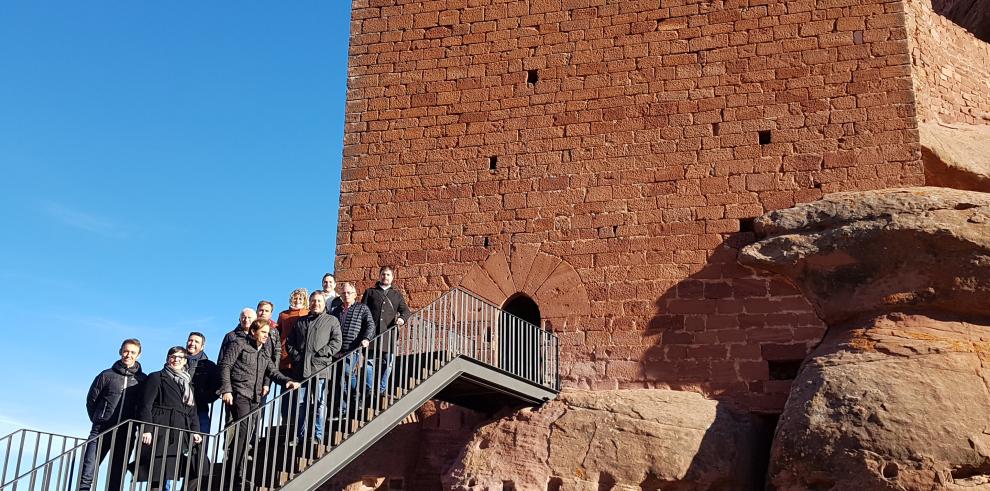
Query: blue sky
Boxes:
[{"xmin": 0, "ymin": 2, "xmax": 353, "ymax": 437}]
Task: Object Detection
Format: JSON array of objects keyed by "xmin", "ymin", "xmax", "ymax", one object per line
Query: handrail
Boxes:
[{"xmin": 0, "ymin": 287, "xmax": 559, "ymax": 491}]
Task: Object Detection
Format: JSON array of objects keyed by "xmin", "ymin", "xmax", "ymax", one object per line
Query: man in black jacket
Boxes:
[
  {"xmin": 81, "ymin": 339, "xmax": 147, "ymax": 491},
  {"xmin": 286, "ymin": 292, "xmax": 342, "ymax": 444},
  {"xmin": 329, "ymin": 282, "xmax": 376, "ymax": 411},
  {"xmin": 361, "ymin": 265, "xmax": 410, "ymax": 396},
  {"xmin": 185, "ymin": 332, "xmax": 220, "ymax": 433}
]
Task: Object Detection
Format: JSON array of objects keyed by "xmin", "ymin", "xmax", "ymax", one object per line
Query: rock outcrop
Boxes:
[
  {"xmin": 921, "ymin": 123, "xmax": 990, "ymax": 192},
  {"xmin": 739, "ymin": 187, "xmax": 990, "ymax": 324},
  {"xmin": 771, "ymin": 313, "xmax": 990, "ymax": 490},
  {"xmin": 740, "ymin": 187, "xmax": 990, "ymax": 490},
  {"xmin": 443, "ymin": 389, "xmax": 765, "ymax": 491}
]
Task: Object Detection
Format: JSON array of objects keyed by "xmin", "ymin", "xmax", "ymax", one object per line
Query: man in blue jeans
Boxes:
[
  {"xmin": 361, "ymin": 266, "xmax": 410, "ymax": 397},
  {"xmin": 286, "ymin": 292, "xmax": 341, "ymax": 446},
  {"xmin": 329, "ymin": 282, "xmax": 376, "ymax": 413},
  {"xmin": 80, "ymin": 339, "xmax": 147, "ymax": 491}
]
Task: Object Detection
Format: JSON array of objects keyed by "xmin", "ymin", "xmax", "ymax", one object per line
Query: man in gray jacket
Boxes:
[{"xmin": 286, "ymin": 292, "xmax": 342, "ymax": 445}]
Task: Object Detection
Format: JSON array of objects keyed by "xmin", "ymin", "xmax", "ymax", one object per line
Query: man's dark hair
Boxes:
[
  {"xmin": 379, "ymin": 265, "xmax": 395, "ymax": 275},
  {"xmin": 257, "ymin": 300, "xmax": 274, "ymax": 311},
  {"xmin": 120, "ymin": 338, "xmax": 142, "ymax": 354},
  {"xmin": 188, "ymin": 331, "xmax": 206, "ymax": 343},
  {"xmin": 323, "ymin": 272, "xmax": 335, "ymax": 281}
]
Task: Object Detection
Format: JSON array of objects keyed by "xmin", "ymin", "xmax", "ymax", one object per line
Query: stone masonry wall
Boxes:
[
  {"xmin": 904, "ymin": 0, "xmax": 990, "ymax": 124},
  {"xmin": 336, "ymin": 0, "xmax": 926, "ymax": 413}
]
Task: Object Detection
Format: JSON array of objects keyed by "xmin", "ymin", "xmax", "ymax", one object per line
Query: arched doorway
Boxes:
[
  {"xmin": 499, "ymin": 293, "xmax": 544, "ymax": 383},
  {"xmin": 502, "ymin": 293, "xmax": 541, "ymax": 327}
]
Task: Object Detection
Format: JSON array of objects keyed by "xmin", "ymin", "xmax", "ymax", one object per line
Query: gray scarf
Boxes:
[{"xmin": 163, "ymin": 365, "xmax": 195, "ymax": 407}]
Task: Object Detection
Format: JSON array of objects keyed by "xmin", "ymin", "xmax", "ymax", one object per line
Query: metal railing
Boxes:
[{"xmin": 0, "ymin": 288, "xmax": 558, "ymax": 491}]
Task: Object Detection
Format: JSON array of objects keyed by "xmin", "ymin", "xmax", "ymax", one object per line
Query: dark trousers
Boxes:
[
  {"xmin": 225, "ymin": 397, "xmax": 259, "ymax": 478},
  {"xmin": 79, "ymin": 423, "xmax": 132, "ymax": 491}
]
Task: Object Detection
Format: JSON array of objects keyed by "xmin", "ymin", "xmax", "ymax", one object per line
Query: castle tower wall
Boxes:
[{"xmin": 336, "ymin": 0, "xmax": 926, "ymax": 412}]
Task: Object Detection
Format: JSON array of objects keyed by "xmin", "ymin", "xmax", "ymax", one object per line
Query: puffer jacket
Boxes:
[
  {"xmin": 218, "ymin": 324, "xmax": 280, "ymax": 368},
  {"xmin": 86, "ymin": 360, "xmax": 147, "ymax": 425},
  {"xmin": 329, "ymin": 303, "xmax": 376, "ymax": 354},
  {"xmin": 286, "ymin": 311, "xmax": 342, "ymax": 379},
  {"xmin": 219, "ymin": 336, "xmax": 292, "ymax": 402}
]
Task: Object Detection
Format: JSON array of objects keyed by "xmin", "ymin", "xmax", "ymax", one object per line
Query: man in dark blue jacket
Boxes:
[
  {"xmin": 329, "ymin": 282, "xmax": 376, "ymax": 412},
  {"xmin": 80, "ymin": 339, "xmax": 147, "ymax": 491}
]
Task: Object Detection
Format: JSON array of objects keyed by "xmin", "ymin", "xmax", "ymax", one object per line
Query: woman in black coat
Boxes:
[{"xmin": 135, "ymin": 346, "xmax": 202, "ymax": 490}]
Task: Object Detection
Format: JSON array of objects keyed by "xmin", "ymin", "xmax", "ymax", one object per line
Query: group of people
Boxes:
[{"xmin": 80, "ymin": 266, "xmax": 411, "ymax": 490}]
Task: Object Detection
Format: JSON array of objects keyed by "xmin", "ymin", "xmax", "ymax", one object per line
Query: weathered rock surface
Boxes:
[
  {"xmin": 739, "ymin": 187, "xmax": 990, "ymax": 324},
  {"xmin": 920, "ymin": 123, "xmax": 990, "ymax": 192},
  {"xmin": 443, "ymin": 389, "xmax": 764, "ymax": 491},
  {"xmin": 741, "ymin": 187, "xmax": 990, "ymax": 490},
  {"xmin": 769, "ymin": 313, "xmax": 990, "ymax": 490}
]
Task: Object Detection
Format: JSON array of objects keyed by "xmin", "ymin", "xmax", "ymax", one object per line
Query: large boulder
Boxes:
[
  {"xmin": 739, "ymin": 187, "xmax": 990, "ymax": 324},
  {"xmin": 920, "ymin": 123, "xmax": 990, "ymax": 193},
  {"xmin": 770, "ymin": 313, "xmax": 990, "ymax": 490},
  {"xmin": 443, "ymin": 389, "xmax": 765, "ymax": 491},
  {"xmin": 740, "ymin": 187, "xmax": 990, "ymax": 490}
]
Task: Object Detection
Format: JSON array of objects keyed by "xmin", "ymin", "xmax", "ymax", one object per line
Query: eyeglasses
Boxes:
[{"xmin": 168, "ymin": 355, "xmax": 186, "ymax": 361}]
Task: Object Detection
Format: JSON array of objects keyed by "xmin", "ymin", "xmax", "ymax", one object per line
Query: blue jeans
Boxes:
[
  {"xmin": 297, "ymin": 379, "xmax": 326, "ymax": 441},
  {"xmin": 197, "ymin": 408, "xmax": 211, "ymax": 435},
  {"xmin": 371, "ymin": 353, "xmax": 395, "ymax": 395},
  {"xmin": 79, "ymin": 423, "xmax": 130, "ymax": 491},
  {"xmin": 340, "ymin": 352, "xmax": 374, "ymax": 411}
]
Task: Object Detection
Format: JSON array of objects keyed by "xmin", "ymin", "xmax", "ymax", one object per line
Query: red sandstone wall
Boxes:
[
  {"xmin": 336, "ymin": 0, "xmax": 926, "ymax": 413},
  {"xmin": 904, "ymin": 0, "xmax": 990, "ymax": 124}
]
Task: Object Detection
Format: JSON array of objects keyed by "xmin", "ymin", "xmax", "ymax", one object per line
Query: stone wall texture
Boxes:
[
  {"xmin": 905, "ymin": 0, "xmax": 990, "ymax": 124},
  {"xmin": 336, "ymin": 0, "xmax": 927, "ymax": 415}
]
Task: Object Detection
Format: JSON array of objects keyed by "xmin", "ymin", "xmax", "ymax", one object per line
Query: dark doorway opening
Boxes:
[
  {"xmin": 502, "ymin": 293, "xmax": 541, "ymax": 327},
  {"xmin": 499, "ymin": 293, "xmax": 543, "ymax": 383}
]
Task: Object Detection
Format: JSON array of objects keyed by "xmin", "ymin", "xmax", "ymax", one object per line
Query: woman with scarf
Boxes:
[{"xmin": 134, "ymin": 346, "xmax": 203, "ymax": 490}]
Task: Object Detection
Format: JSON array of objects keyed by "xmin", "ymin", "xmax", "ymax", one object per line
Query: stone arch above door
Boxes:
[{"xmin": 457, "ymin": 244, "xmax": 591, "ymax": 322}]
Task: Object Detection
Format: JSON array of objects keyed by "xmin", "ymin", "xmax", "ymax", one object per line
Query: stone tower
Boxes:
[{"xmin": 332, "ymin": 0, "xmax": 989, "ymax": 487}]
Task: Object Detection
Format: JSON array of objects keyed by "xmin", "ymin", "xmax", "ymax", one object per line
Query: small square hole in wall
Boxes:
[
  {"xmin": 388, "ymin": 478, "xmax": 404, "ymax": 490},
  {"xmin": 489, "ymin": 156, "xmax": 498, "ymax": 171},
  {"xmin": 768, "ymin": 359, "xmax": 803, "ymax": 380},
  {"xmin": 739, "ymin": 217, "xmax": 757, "ymax": 233},
  {"xmin": 526, "ymin": 69, "xmax": 539, "ymax": 85},
  {"xmin": 758, "ymin": 130, "xmax": 772, "ymax": 145}
]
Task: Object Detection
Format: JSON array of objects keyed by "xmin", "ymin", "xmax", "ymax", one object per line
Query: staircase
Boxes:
[{"xmin": 0, "ymin": 288, "xmax": 559, "ymax": 491}]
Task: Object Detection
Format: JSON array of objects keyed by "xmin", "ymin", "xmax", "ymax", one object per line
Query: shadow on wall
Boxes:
[
  {"xmin": 639, "ymin": 231, "xmax": 826, "ymax": 413},
  {"xmin": 931, "ymin": 0, "xmax": 990, "ymax": 41}
]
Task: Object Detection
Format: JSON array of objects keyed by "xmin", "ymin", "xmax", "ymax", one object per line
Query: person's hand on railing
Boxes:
[
  {"xmin": 361, "ymin": 339, "xmax": 369, "ymax": 348},
  {"xmin": 221, "ymin": 392, "xmax": 233, "ymax": 405},
  {"xmin": 141, "ymin": 432, "xmax": 152, "ymax": 445},
  {"xmin": 262, "ymin": 386, "xmax": 270, "ymax": 398},
  {"xmin": 396, "ymin": 318, "xmax": 405, "ymax": 327},
  {"xmin": 286, "ymin": 381, "xmax": 301, "ymax": 390},
  {"xmin": 192, "ymin": 434, "xmax": 202, "ymax": 444}
]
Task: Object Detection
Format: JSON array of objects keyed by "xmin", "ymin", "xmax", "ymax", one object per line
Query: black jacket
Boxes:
[
  {"xmin": 286, "ymin": 311, "xmax": 342, "ymax": 379},
  {"xmin": 329, "ymin": 303, "xmax": 376, "ymax": 354},
  {"xmin": 362, "ymin": 284, "xmax": 410, "ymax": 352},
  {"xmin": 219, "ymin": 336, "xmax": 292, "ymax": 402},
  {"xmin": 135, "ymin": 370, "xmax": 200, "ymax": 482},
  {"xmin": 218, "ymin": 324, "xmax": 280, "ymax": 368},
  {"xmin": 86, "ymin": 361, "xmax": 147, "ymax": 426},
  {"xmin": 187, "ymin": 352, "xmax": 220, "ymax": 412},
  {"xmin": 322, "ymin": 293, "xmax": 343, "ymax": 313}
]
